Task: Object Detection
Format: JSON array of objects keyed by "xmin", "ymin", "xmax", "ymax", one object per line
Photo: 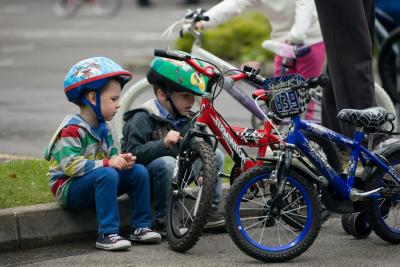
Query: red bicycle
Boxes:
[{"xmin": 154, "ymin": 49, "xmax": 341, "ymax": 253}]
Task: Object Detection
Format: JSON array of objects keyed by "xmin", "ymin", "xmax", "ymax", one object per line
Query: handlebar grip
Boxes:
[
  {"xmin": 252, "ymin": 75, "xmax": 266, "ymax": 86},
  {"xmin": 316, "ymin": 74, "xmax": 330, "ymax": 87},
  {"xmin": 307, "ymin": 74, "xmax": 330, "ymax": 88},
  {"xmin": 154, "ymin": 49, "xmax": 191, "ymax": 61},
  {"xmin": 291, "ymin": 74, "xmax": 330, "ymax": 90},
  {"xmin": 198, "ymin": 15, "xmax": 209, "ymax": 21}
]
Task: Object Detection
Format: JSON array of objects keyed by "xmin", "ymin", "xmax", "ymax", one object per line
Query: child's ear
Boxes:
[
  {"xmin": 87, "ymin": 91, "xmax": 97, "ymax": 106},
  {"xmin": 156, "ymin": 88, "xmax": 167, "ymax": 100}
]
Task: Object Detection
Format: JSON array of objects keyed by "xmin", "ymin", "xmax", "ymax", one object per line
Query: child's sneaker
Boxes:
[
  {"xmin": 130, "ymin": 228, "xmax": 161, "ymax": 243},
  {"xmin": 154, "ymin": 221, "xmax": 167, "ymax": 239},
  {"xmin": 204, "ymin": 209, "xmax": 225, "ymax": 231},
  {"xmin": 96, "ymin": 234, "xmax": 131, "ymax": 251}
]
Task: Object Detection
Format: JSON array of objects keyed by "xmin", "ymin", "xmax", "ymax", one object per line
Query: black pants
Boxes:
[{"xmin": 315, "ymin": 0, "xmax": 375, "ymax": 138}]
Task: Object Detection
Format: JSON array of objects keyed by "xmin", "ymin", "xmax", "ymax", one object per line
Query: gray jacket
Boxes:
[{"xmin": 121, "ymin": 99, "xmax": 190, "ymax": 165}]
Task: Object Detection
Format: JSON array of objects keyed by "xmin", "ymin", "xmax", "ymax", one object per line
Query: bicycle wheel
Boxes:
[
  {"xmin": 225, "ymin": 165, "xmax": 321, "ymax": 262},
  {"xmin": 167, "ymin": 141, "xmax": 218, "ymax": 252},
  {"xmin": 111, "ymin": 78, "xmax": 153, "ymax": 149},
  {"xmin": 375, "ymin": 83, "xmax": 398, "ymax": 131},
  {"xmin": 91, "ymin": 0, "xmax": 123, "ymax": 17},
  {"xmin": 364, "ymin": 150, "xmax": 400, "ymax": 243},
  {"xmin": 53, "ymin": 0, "xmax": 81, "ymax": 18},
  {"xmin": 378, "ymin": 27, "xmax": 400, "ymax": 104}
]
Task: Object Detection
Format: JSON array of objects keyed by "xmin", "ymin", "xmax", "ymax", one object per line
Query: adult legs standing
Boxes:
[{"xmin": 315, "ymin": 0, "xmax": 376, "ymax": 137}]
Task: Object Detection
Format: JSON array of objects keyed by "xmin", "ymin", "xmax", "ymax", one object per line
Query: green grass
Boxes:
[
  {"xmin": 0, "ymin": 157, "xmax": 235, "ymax": 209},
  {"xmin": 0, "ymin": 159, "xmax": 54, "ymax": 209},
  {"xmin": 224, "ymin": 157, "xmax": 234, "ymax": 180}
]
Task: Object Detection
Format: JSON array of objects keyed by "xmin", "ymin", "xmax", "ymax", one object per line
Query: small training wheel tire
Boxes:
[
  {"xmin": 348, "ymin": 211, "xmax": 372, "ymax": 239},
  {"xmin": 341, "ymin": 213, "xmax": 352, "ymax": 235}
]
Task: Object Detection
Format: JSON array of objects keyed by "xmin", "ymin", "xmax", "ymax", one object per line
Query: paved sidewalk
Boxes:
[{"xmin": 0, "ymin": 185, "xmax": 229, "ymax": 252}]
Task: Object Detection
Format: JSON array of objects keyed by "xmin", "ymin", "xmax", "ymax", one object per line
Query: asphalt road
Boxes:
[
  {"xmin": 3, "ymin": 1, "xmax": 400, "ymax": 266},
  {"xmin": 1, "ymin": 217, "xmax": 400, "ymax": 267},
  {"xmin": 0, "ymin": 0, "xmax": 255, "ymax": 158}
]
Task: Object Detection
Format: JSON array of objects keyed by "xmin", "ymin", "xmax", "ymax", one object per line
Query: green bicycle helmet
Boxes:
[{"xmin": 146, "ymin": 54, "xmax": 208, "ymax": 96}]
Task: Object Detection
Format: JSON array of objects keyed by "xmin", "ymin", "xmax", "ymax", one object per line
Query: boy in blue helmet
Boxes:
[
  {"xmin": 121, "ymin": 56, "xmax": 225, "ymax": 237},
  {"xmin": 44, "ymin": 57, "xmax": 161, "ymax": 251}
]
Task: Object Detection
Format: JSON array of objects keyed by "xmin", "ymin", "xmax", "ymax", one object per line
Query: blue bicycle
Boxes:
[{"xmin": 225, "ymin": 74, "xmax": 400, "ymax": 262}]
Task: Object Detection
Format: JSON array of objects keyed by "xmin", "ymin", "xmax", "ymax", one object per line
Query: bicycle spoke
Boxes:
[
  {"xmin": 275, "ymin": 219, "xmax": 299, "ymax": 238},
  {"xmin": 243, "ymin": 218, "xmax": 267, "ymax": 231},
  {"xmin": 179, "ymin": 199, "xmax": 194, "ymax": 223},
  {"xmin": 241, "ymin": 197, "xmax": 268, "ymax": 207},
  {"xmin": 255, "ymin": 181, "xmax": 268, "ymax": 203}
]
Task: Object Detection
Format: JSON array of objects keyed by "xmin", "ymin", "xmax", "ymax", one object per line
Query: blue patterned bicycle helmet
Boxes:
[
  {"xmin": 64, "ymin": 57, "xmax": 132, "ymax": 147},
  {"xmin": 64, "ymin": 57, "xmax": 132, "ymax": 103}
]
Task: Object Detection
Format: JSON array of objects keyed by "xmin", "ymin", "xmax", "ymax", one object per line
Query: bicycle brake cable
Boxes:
[{"xmin": 254, "ymin": 94, "xmax": 284, "ymax": 141}]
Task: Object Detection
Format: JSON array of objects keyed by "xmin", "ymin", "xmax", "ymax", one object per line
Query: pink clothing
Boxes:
[
  {"xmin": 273, "ymin": 42, "xmax": 325, "ymax": 79},
  {"xmin": 273, "ymin": 42, "xmax": 325, "ymax": 120}
]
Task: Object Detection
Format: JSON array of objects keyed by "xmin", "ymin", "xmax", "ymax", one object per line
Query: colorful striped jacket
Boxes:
[{"xmin": 44, "ymin": 114, "xmax": 118, "ymax": 207}]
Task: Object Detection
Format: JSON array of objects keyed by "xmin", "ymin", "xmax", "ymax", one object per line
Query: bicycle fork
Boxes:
[{"xmin": 270, "ymin": 146, "xmax": 294, "ymax": 209}]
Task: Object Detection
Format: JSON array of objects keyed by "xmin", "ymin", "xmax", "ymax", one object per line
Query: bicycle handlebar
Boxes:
[
  {"xmin": 291, "ymin": 74, "xmax": 330, "ymax": 91},
  {"xmin": 154, "ymin": 49, "xmax": 190, "ymax": 60},
  {"xmin": 154, "ymin": 49, "xmax": 329, "ymax": 92},
  {"xmin": 184, "ymin": 8, "xmax": 209, "ymax": 22},
  {"xmin": 154, "ymin": 49, "xmax": 266, "ymax": 85}
]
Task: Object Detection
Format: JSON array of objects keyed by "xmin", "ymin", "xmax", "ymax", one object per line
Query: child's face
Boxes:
[
  {"xmin": 100, "ymin": 79, "xmax": 121, "ymax": 121},
  {"xmin": 170, "ymin": 91, "xmax": 196, "ymax": 116}
]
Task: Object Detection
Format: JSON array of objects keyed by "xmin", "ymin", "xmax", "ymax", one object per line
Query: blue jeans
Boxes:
[
  {"xmin": 147, "ymin": 149, "xmax": 224, "ymax": 224},
  {"xmin": 67, "ymin": 164, "xmax": 152, "ymax": 235}
]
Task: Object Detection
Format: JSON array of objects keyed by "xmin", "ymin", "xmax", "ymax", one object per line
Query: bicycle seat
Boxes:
[{"xmin": 337, "ymin": 107, "xmax": 388, "ymax": 129}]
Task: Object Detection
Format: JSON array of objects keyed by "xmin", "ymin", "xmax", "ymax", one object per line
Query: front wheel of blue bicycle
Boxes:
[
  {"xmin": 365, "ymin": 151, "xmax": 400, "ymax": 243},
  {"xmin": 225, "ymin": 165, "xmax": 321, "ymax": 262}
]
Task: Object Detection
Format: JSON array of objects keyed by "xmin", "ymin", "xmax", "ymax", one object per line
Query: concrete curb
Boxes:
[{"xmin": 0, "ymin": 185, "xmax": 230, "ymax": 252}]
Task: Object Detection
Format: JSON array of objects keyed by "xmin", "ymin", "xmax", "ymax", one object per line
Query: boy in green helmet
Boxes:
[{"xmin": 121, "ymin": 56, "xmax": 225, "ymax": 237}]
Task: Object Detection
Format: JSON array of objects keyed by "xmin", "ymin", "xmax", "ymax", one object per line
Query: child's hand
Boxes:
[
  {"xmin": 109, "ymin": 155, "xmax": 128, "ymax": 171},
  {"xmin": 120, "ymin": 153, "xmax": 136, "ymax": 169},
  {"xmin": 164, "ymin": 130, "xmax": 182, "ymax": 148}
]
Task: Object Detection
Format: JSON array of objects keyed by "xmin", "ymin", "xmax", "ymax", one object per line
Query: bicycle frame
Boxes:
[
  {"xmin": 287, "ymin": 115, "xmax": 400, "ymax": 200},
  {"xmin": 194, "ymin": 90, "xmax": 279, "ymax": 173},
  {"xmin": 190, "ymin": 33, "xmax": 266, "ymax": 121},
  {"xmin": 166, "ymin": 54, "xmax": 281, "ymax": 176}
]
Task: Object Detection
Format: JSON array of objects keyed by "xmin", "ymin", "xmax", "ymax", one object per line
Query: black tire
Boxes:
[
  {"xmin": 166, "ymin": 141, "xmax": 218, "ymax": 252},
  {"xmin": 53, "ymin": 0, "xmax": 81, "ymax": 18},
  {"xmin": 348, "ymin": 212, "xmax": 372, "ymax": 239},
  {"xmin": 341, "ymin": 213, "xmax": 352, "ymax": 235},
  {"xmin": 225, "ymin": 165, "xmax": 321, "ymax": 262},
  {"xmin": 378, "ymin": 27, "xmax": 400, "ymax": 104},
  {"xmin": 364, "ymin": 150, "xmax": 400, "ymax": 243},
  {"xmin": 91, "ymin": 0, "xmax": 123, "ymax": 17}
]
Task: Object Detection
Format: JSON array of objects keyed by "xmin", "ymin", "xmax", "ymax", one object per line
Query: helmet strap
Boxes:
[
  {"xmin": 165, "ymin": 93, "xmax": 186, "ymax": 119},
  {"xmin": 81, "ymin": 93, "xmax": 110, "ymax": 148}
]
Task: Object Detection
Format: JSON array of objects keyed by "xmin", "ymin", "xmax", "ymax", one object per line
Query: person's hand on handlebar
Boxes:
[
  {"xmin": 194, "ymin": 21, "xmax": 204, "ymax": 31},
  {"xmin": 164, "ymin": 130, "xmax": 183, "ymax": 149}
]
